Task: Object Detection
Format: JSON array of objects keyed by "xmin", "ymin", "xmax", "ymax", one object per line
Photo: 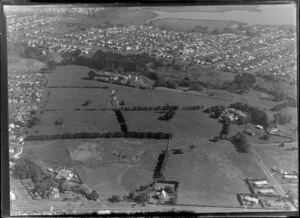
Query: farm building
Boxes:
[
  {"xmin": 255, "ymin": 125, "xmax": 263, "ymax": 130},
  {"xmin": 258, "ymin": 189, "xmax": 274, "ymax": 195},
  {"xmin": 283, "ymin": 174, "xmax": 297, "ymax": 179},
  {"xmin": 254, "ymin": 180, "xmax": 268, "ymax": 186},
  {"xmin": 243, "ymin": 195, "xmax": 259, "ymax": 204}
]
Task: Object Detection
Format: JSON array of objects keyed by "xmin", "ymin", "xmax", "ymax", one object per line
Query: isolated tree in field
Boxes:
[{"xmin": 88, "ymin": 71, "xmax": 96, "ymax": 80}]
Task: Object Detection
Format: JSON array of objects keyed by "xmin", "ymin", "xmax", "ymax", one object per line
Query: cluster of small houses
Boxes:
[
  {"xmin": 7, "ymin": 11, "xmax": 73, "ymax": 40},
  {"xmin": 258, "ymin": 57, "xmax": 296, "ymax": 83},
  {"xmin": 8, "ymin": 72, "xmax": 47, "ymax": 161},
  {"xmin": 7, "ymin": 8, "xmax": 295, "ymax": 83},
  {"xmin": 8, "ymin": 72, "xmax": 47, "ymax": 105},
  {"xmin": 238, "ymin": 177, "xmax": 298, "ymax": 210}
]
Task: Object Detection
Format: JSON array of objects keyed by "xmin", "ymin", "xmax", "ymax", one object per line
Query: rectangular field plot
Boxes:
[
  {"xmin": 43, "ymin": 88, "xmax": 113, "ymax": 110},
  {"xmin": 164, "ymin": 143, "xmax": 267, "ymax": 206},
  {"xmin": 118, "ymin": 88, "xmax": 233, "ymax": 107},
  {"xmin": 123, "ymin": 111, "xmax": 171, "ymax": 133},
  {"xmin": 171, "ymin": 111, "xmax": 222, "ymax": 139},
  {"xmin": 28, "ymin": 111, "xmax": 120, "ymax": 135},
  {"xmin": 47, "ymin": 65, "xmax": 102, "ymax": 87}
]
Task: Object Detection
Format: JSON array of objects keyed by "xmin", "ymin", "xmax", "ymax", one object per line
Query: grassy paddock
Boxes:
[
  {"xmin": 164, "ymin": 141, "xmax": 267, "ymax": 206},
  {"xmin": 27, "ymin": 111, "xmax": 120, "ymax": 135}
]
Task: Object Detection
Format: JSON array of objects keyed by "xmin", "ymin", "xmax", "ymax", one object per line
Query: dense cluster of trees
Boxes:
[
  {"xmin": 203, "ymin": 105, "xmax": 226, "ymax": 119},
  {"xmin": 158, "ymin": 107, "xmax": 176, "ymax": 121},
  {"xmin": 59, "ymin": 182, "xmax": 99, "ymax": 201},
  {"xmin": 25, "ymin": 131, "xmax": 172, "ymax": 141},
  {"xmin": 220, "ymin": 117, "xmax": 231, "ymax": 136},
  {"xmin": 253, "ymin": 85, "xmax": 286, "ymax": 102},
  {"xmin": 229, "ymin": 103, "xmax": 269, "ymax": 128},
  {"xmin": 70, "ymin": 50, "xmax": 163, "ymax": 74},
  {"xmin": 153, "ymin": 150, "xmax": 169, "ymax": 179},
  {"xmin": 230, "ymin": 132, "xmax": 251, "ymax": 153},
  {"xmin": 181, "ymin": 105, "xmax": 204, "ymax": 110},
  {"xmin": 27, "ymin": 117, "xmax": 41, "ymax": 128},
  {"xmin": 223, "ymin": 73, "xmax": 256, "ymax": 93},
  {"xmin": 12, "ymin": 157, "xmax": 58, "ymax": 198}
]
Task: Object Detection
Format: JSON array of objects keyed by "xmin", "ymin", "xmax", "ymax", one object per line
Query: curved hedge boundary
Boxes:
[{"xmin": 25, "ymin": 131, "xmax": 172, "ymax": 141}]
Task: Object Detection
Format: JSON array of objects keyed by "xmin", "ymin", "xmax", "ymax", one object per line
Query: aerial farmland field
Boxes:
[
  {"xmin": 28, "ymin": 111, "xmax": 120, "ymax": 135},
  {"xmin": 164, "ymin": 141, "xmax": 267, "ymax": 206},
  {"xmin": 123, "ymin": 111, "xmax": 172, "ymax": 133},
  {"xmin": 23, "ymin": 138, "xmax": 167, "ymax": 198}
]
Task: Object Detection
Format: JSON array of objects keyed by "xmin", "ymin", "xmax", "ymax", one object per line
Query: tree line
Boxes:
[
  {"xmin": 72, "ymin": 105, "xmax": 203, "ymax": 112},
  {"xmin": 153, "ymin": 150, "xmax": 170, "ymax": 179},
  {"xmin": 25, "ymin": 131, "xmax": 172, "ymax": 141}
]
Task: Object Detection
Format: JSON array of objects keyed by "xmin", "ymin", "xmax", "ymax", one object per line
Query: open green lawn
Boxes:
[
  {"xmin": 23, "ymin": 138, "xmax": 167, "ymax": 198},
  {"xmin": 164, "ymin": 141, "xmax": 267, "ymax": 206},
  {"xmin": 28, "ymin": 111, "xmax": 120, "ymax": 135},
  {"xmin": 43, "ymin": 87, "xmax": 113, "ymax": 109}
]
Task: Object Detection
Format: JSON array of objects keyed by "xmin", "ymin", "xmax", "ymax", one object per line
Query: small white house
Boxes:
[
  {"xmin": 243, "ymin": 195, "xmax": 259, "ymax": 204},
  {"xmin": 254, "ymin": 180, "xmax": 268, "ymax": 186},
  {"xmin": 255, "ymin": 125, "xmax": 263, "ymax": 130},
  {"xmin": 258, "ymin": 189, "xmax": 274, "ymax": 195}
]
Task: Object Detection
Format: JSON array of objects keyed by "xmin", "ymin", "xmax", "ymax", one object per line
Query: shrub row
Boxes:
[
  {"xmin": 114, "ymin": 109, "xmax": 129, "ymax": 134},
  {"xmin": 153, "ymin": 150, "xmax": 170, "ymax": 179},
  {"xmin": 48, "ymin": 86, "xmax": 109, "ymax": 89},
  {"xmin": 75, "ymin": 105, "xmax": 203, "ymax": 111},
  {"xmin": 25, "ymin": 131, "xmax": 172, "ymax": 141}
]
